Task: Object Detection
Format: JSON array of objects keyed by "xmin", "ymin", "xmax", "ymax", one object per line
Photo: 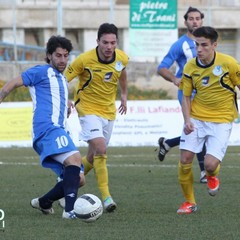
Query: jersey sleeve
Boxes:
[
  {"xmin": 158, "ymin": 41, "xmax": 182, "ymax": 70},
  {"xmin": 116, "ymin": 49, "xmax": 129, "ymax": 70},
  {"xmin": 64, "ymin": 54, "xmax": 84, "ymax": 82},
  {"xmin": 21, "ymin": 65, "xmax": 43, "ymax": 87},
  {"xmin": 228, "ymin": 57, "xmax": 240, "ymax": 86},
  {"xmin": 181, "ymin": 63, "xmax": 194, "ymax": 97}
]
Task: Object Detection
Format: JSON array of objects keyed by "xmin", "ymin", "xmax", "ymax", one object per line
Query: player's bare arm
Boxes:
[
  {"xmin": 181, "ymin": 95, "xmax": 194, "ymax": 135},
  {"xmin": 118, "ymin": 68, "xmax": 127, "ymax": 115},
  {"xmin": 67, "ymin": 100, "xmax": 74, "ymax": 117},
  {"xmin": 0, "ymin": 76, "xmax": 23, "ymax": 103},
  {"xmin": 158, "ymin": 68, "xmax": 181, "ymax": 87}
]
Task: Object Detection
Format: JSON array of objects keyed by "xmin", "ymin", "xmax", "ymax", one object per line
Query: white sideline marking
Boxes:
[
  {"xmin": 0, "ymin": 162, "xmax": 38, "ymax": 166},
  {"xmin": 0, "ymin": 152, "xmax": 239, "ymax": 167},
  {"xmin": 0, "ymin": 161, "xmax": 240, "ymax": 169},
  {"xmin": 0, "ymin": 161, "xmax": 175, "ymax": 168}
]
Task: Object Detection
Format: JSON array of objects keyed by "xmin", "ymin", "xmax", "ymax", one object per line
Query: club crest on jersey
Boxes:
[
  {"xmin": 236, "ymin": 71, "xmax": 240, "ymax": 77},
  {"xmin": 202, "ymin": 76, "xmax": 210, "ymax": 86},
  {"xmin": 212, "ymin": 66, "xmax": 223, "ymax": 76},
  {"xmin": 115, "ymin": 61, "xmax": 123, "ymax": 71},
  {"xmin": 104, "ymin": 72, "xmax": 113, "ymax": 82}
]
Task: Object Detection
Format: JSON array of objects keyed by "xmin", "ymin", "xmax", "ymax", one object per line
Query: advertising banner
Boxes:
[
  {"xmin": 0, "ymin": 100, "xmax": 240, "ymax": 147},
  {"xmin": 129, "ymin": 0, "xmax": 178, "ymax": 59},
  {"xmin": 0, "ymin": 102, "xmax": 32, "ymax": 147}
]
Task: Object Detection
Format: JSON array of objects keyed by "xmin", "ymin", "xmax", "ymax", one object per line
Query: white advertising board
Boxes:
[{"xmin": 0, "ymin": 100, "xmax": 240, "ymax": 147}]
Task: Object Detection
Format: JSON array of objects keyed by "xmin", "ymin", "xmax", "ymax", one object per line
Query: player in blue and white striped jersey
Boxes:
[{"xmin": 0, "ymin": 35, "xmax": 84, "ymax": 219}]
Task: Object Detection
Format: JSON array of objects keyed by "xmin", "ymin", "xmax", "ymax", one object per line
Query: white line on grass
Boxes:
[
  {"xmin": 0, "ymin": 161, "xmax": 38, "ymax": 165},
  {"xmin": 0, "ymin": 161, "xmax": 240, "ymax": 169}
]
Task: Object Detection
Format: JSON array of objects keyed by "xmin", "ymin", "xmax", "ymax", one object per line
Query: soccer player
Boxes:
[
  {"xmin": 177, "ymin": 26, "xmax": 240, "ymax": 214},
  {"xmin": 0, "ymin": 35, "xmax": 84, "ymax": 219},
  {"xmin": 64, "ymin": 23, "xmax": 128, "ymax": 212},
  {"xmin": 157, "ymin": 7, "xmax": 207, "ymax": 183}
]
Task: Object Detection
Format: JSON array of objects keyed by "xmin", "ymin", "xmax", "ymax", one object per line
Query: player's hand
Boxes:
[
  {"xmin": 183, "ymin": 121, "xmax": 194, "ymax": 135},
  {"xmin": 118, "ymin": 104, "xmax": 127, "ymax": 115},
  {"xmin": 118, "ymin": 96, "xmax": 127, "ymax": 115},
  {"xmin": 173, "ymin": 78, "xmax": 181, "ymax": 87},
  {"xmin": 67, "ymin": 100, "xmax": 74, "ymax": 118}
]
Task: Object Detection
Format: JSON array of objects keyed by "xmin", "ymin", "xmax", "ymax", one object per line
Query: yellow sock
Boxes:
[
  {"xmin": 82, "ymin": 156, "xmax": 93, "ymax": 175},
  {"xmin": 178, "ymin": 162, "xmax": 196, "ymax": 204},
  {"xmin": 93, "ymin": 155, "xmax": 110, "ymax": 200},
  {"xmin": 206, "ymin": 164, "xmax": 220, "ymax": 177}
]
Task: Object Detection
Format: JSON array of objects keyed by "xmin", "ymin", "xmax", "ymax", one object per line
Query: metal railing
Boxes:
[{"xmin": 0, "ymin": 42, "xmax": 80, "ymax": 61}]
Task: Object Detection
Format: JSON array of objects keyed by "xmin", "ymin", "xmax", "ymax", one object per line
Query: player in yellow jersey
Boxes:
[
  {"xmin": 177, "ymin": 26, "xmax": 240, "ymax": 214},
  {"xmin": 64, "ymin": 23, "xmax": 128, "ymax": 212}
]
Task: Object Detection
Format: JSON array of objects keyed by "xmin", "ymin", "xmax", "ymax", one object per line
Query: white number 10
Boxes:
[{"xmin": 56, "ymin": 136, "xmax": 68, "ymax": 149}]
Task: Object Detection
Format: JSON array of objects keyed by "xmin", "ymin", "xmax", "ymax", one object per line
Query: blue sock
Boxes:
[
  {"xmin": 63, "ymin": 165, "xmax": 80, "ymax": 212},
  {"xmin": 196, "ymin": 144, "xmax": 206, "ymax": 172},
  {"xmin": 39, "ymin": 181, "xmax": 64, "ymax": 209},
  {"xmin": 165, "ymin": 136, "xmax": 181, "ymax": 148}
]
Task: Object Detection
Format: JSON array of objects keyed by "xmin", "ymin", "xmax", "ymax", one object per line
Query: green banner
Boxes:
[{"xmin": 130, "ymin": 0, "xmax": 177, "ymax": 29}]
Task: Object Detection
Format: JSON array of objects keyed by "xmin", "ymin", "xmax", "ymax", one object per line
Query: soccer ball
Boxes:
[{"xmin": 74, "ymin": 194, "xmax": 103, "ymax": 223}]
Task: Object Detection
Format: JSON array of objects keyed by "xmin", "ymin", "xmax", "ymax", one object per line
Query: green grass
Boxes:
[{"xmin": 0, "ymin": 146, "xmax": 240, "ymax": 240}]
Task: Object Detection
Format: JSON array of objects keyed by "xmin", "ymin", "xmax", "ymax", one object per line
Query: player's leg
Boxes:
[
  {"xmin": 101, "ymin": 119, "xmax": 117, "ymax": 212},
  {"xmin": 61, "ymin": 152, "xmax": 81, "ymax": 218},
  {"xmin": 82, "ymin": 156, "xmax": 93, "ymax": 175},
  {"xmin": 58, "ymin": 164, "xmax": 85, "ymax": 209},
  {"xmin": 79, "ymin": 115, "xmax": 116, "ymax": 212},
  {"xmin": 158, "ymin": 89, "xmax": 183, "ymax": 162},
  {"xmin": 88, "ymin": 137, "xmax": 116, "ymax": 212},
  {"xmin": 177, "ymin": 119, "xmax": 204, "ymax": 214},
  {"xmin": 205, "ymin": 155, "xmax": 220, "ymax": 196},
  {"xmin": 197, "ymin": 144, "xmax": 207, "ymax": 183},
  {"xmin": 31, "ymin": 128, "xmax": 82, "ymax": 219},
  {"xmin": 78, "ymin": 116, "xmax": 94, "ymax": 175},
  {"xmin": 157, "ymin": 136, "xmax": 180, "ymax": 161},
  {"xmin": 177, "ymin": 150, "xmax": 197, "ymax": 214},
  {"xmin": 204, "ymin": 122, "xmax": 232, "ymax": 196}
]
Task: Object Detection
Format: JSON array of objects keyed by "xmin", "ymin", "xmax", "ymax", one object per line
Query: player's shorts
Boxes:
[
  {"xmin": 79, "ymin": 115, "xmax": 114, "ymax": 145},
  {"xmin": 179, "ymin": 118, "xmax": 232, "ymax": 161},
  {"xmin": 33, "ymin": 127, "xmax": 79, "ymax": 171}
]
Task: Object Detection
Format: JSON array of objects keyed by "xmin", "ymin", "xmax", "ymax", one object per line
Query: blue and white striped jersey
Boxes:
[
  {"xmin": 158, "ymin": 34, "xmax": 196, "ymax": 78},
  {"xmin": 21, "ymin": 64, "xmax": 68, "ymax": 140}
]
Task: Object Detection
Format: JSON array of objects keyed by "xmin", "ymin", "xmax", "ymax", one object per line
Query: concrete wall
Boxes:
[{"xmin": 1, "ymin": 2, "xmax": 240, "ymax": 49}]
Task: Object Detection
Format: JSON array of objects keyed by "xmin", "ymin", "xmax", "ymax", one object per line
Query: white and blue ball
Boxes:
[{"xmin": 74, "ymin": 194, "xmax": 103, "ymax": 222}]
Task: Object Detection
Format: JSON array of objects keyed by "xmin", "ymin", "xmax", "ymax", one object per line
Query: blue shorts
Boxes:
[{"xmin": 33, "ymin": 127, "xmax": 78, "ymax": 172}]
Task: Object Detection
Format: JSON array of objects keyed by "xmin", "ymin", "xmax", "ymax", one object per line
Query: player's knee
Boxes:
[
  {"xmin": 204, "ymin": 155, "xmax": 220, "ymax": 173},
  {"xmin": 180, "ymin": 150, "xmax": 194, "ymax": 164},
  {"xmin": 64, "ymin": 153, "xmax": 82, "ymax": 167},
  {"xmin": 205, "ymin": 163, "xmax": 217, "ymax": 173},
  {"xmin": 95, "ymin": 147, "xmax": 107, "ymax": 155}
]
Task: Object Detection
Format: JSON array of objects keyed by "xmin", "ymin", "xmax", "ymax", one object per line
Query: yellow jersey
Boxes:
[
  {"xmin": 181, "ymin": 52, "xmax": 240, "ymax": 122},
  {"xmin": 64, "ymin": 48, "xmax": 129, "ymax": 120}
]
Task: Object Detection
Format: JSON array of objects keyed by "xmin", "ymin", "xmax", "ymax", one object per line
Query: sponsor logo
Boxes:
[
  {"xmin": 104, "ymin": 72, "xmax": 113, "ymax": 82},
  {"xmin": 202, "ymin": 76, "xmax": 210, "ymax": 86}
]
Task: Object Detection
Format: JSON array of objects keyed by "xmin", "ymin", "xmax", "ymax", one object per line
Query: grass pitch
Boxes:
[{"xmin": 0, "ymin": 146, "xmax": 240, "ymax": 240}]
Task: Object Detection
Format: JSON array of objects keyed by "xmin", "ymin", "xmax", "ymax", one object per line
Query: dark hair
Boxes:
[
  {"xmin": 184, "ymin": 7, "xmax": 204, "ymax": 21},
  {"xmin": 97, "ymin": 23, "xmax": 118, "ymax": 40},
  {"xmin": 45, "ymin": 35, "xmax": 73, "ymax": 63},
  {"xmin": 193, "ymin": 26, "xmax": 218, "ymax": 42}
]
